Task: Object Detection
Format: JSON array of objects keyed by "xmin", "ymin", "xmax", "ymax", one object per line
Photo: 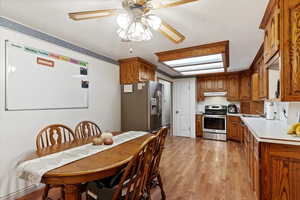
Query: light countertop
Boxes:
[{"xmin": 241, "ymin": 117, "xmax": 300, "ymax": 145}]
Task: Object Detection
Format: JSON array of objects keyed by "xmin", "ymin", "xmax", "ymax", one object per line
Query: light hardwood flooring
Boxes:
[{"xmin": 18, "ymin": 137, "xmax": 255, "ymax": 200}]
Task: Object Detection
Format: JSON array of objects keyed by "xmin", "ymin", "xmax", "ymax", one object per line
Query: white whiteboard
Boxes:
[{"xmin": 5, "ymin": 41, "xmax": 89, "ymax": 111}]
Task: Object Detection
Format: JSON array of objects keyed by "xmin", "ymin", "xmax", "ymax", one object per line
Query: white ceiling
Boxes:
[{"xmin": 0, "ymin": 0, "xmax": 268, "ymax": 76}]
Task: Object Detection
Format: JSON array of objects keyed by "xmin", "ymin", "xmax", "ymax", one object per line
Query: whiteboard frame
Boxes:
[{"xmin": 4, "ymin": 40, "xmax": 89, "ymax": 111}]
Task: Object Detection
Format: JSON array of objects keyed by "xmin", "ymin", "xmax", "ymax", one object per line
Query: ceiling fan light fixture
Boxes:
[
  {"xmin": 117, "ymin": 13, "xmax": 132, "ymax": 29},
  {"xmin": 144, "ymin": 14, "xmax": 162, "ymax": 30}
]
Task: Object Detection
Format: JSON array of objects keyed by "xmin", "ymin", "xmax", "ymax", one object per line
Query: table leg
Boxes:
[{"xmin": 64, "ymin": 184, "xmax": 81, "ymax": 200}]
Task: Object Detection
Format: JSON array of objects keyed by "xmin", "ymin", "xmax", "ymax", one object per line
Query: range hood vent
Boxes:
[{"xmin": 203, "ymin": 92, "xmax": 227, "ymax": 97}]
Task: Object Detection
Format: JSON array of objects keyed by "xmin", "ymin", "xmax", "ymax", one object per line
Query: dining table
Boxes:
[{"xmin": 24, "ymin": 132, "xmax": 153, "ymax": 200}]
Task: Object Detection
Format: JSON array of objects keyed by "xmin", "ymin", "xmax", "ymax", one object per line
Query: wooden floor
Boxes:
[{"xmin": 18, "ymin": 137, "xmax": 255, "ymax": 200}]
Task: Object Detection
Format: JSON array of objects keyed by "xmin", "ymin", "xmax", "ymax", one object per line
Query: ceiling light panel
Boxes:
[
  {"xmin": 174, "ymin": 62, "xmax": 224, "ymax": 72},
  {"xmin": 163, "ymin": 54, "xmax": 223, "ymax": 67},
  {"xmin": 181, "ymin": 68, "xmax": 224, "ymax": 76}
]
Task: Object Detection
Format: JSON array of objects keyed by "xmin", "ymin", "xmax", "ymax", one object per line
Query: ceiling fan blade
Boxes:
[
  {"xmin": 152, "ymin": 0, "xmax": 198, "ymax": 9},
  {"xmin": 159, "ymin": 21, "xmax": 185, "ymax": 43},
  {"xmin": 69, "ymin": 9, "xmax": 119, "ymax": 21}
]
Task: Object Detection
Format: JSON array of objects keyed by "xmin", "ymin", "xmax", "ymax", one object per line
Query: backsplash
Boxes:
[
  {"xmin": 197, "ymin": 97, "xmax": 240, "ymax": 113},
  {"xmin": 267, "ymin": 102, "xmax": 300, "ymax": 125}
]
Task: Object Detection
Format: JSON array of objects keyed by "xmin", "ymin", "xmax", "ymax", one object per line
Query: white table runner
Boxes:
[{"xmin": 16, "ymin": 131, "xmax": 148, "ymax": 185}]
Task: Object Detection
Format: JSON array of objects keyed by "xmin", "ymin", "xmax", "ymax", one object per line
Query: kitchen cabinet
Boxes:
[
  {"xmin": 227, "ymin": 116, "xmax": 242, "ymax": 142},
  {"xmin": 202, "ymin": 77, "xmax": 226, "ymax": 92},
  {"xmin": 251, "ymin": 73, "xmax": 260, "ymax": 101},
  {"xmin": 241, "ymin": 122, "xmax": 300, "ymax": 200},
  {"xmin": 240, "ymin": 101, "xmax": 264, "ymax": 115},
  {"xmin": 239, "ymin": 72, "xmax": 252, "ymax": 101},
  {"xmin": 119, "ymin": 57, "xmax": 156, "ymax": 84},
  {"xmin": 196, "ymin": 77, "xmax": 226, "ymax": 101},
  {"xmin": 195, "ymin": 114, "xmax": 203, "ymax": 137},
  {"xmin": 261, "ymin": 142, "xmax": 300, "ymax": 200},
  {"xmin": 197, "ymin": 79, "xmax": 205, "ymax": 101},
  {"xmin": 262, "ymin": 0, "xmax": 280, "ymax": 63},
  {"xmin": 260, "ymin": 0, "xmax": 300, "ymax": 101},
  {"xmin": 227, "ymin": 74, "xmax": 240, "ymax": 101},
  {"xmin": 279, "ymin": 0, "xmax": 300, "ymax": 101},
  {"xmin": 258, "ymin": 58, "xmax": 268, "ymax": 100},
  {"xmin": 214, "ymin": 76, "xmax": 227, "ymax": 91}
]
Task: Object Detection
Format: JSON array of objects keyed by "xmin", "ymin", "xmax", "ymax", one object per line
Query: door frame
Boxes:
[
  {"xmin": 172, "ymin": 78, "xmax": 196, "ymax": 138},
  {"xmin": 158, "ymin": 77, "xmax": 173, "ymax": 136}
]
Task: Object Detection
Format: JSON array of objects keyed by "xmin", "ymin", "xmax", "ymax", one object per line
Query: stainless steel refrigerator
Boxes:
[{"xmin": 121, "ymin": 81, "xmax": 162, "ymax": 132}]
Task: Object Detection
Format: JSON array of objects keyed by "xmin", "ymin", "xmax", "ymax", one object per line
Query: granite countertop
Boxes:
[{"xmin": 241, "ymin": 117, "xmax": 300, "ymax": 145}]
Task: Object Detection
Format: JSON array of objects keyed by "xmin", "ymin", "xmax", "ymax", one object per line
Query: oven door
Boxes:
[{"xmin": 203, "ymin": 115, "xmax": 226, "ymax": 133}]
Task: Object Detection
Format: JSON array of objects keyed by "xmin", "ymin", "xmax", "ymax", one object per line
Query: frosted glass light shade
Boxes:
[
  {"xmin": 117, "ymin": 22, "xmax": 153, "ymax": 42},
  {"xmin": 145, "ymin": 14, "xmax": 162, "ymax": 30},
  {"xmin": 117, "ymin": 14, "xmax": 131, "ymax": 29}
]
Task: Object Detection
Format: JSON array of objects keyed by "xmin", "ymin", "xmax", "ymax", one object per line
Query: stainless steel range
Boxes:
[{"xmin": 203, "ymin": 105, "xmax": 227, "ymax": 141}]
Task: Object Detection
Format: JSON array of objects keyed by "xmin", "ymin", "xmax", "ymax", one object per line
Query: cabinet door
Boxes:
[
  {"xmin": 259, "ymin": 59, "xmax": 268, "ymax": 99},
  {"xmin": 280, "ymin": 0, "xmax": 300, "ymax": 101},
  {"xmin": 120, "ymin": 61, "xmax": 139, "ymax": 84},
  {"xmin": 240, "ymin": 74, "xmax": 252, "ymax": 100},
  {"xmin": 197, "ymin": 79, "xmax": 205, "ymax": 101},
  {"xmin": 227, "ymin": 116, "xmax": 241, "ymax": 142},
  {"xmin": 252, "ymin": 73, "xmax": 260, "ymax": 101},
  {"xmin": 196, "ymin": 115, "xmax": 203, "ymax": 137},
  {"xmin": 227, "ymin": 75, "xmax": 240, "ymax": 101},
  {"xmin": 215, "ymin": 77, "xmax": 226, "ymax": 91},
  {"xmin": 204, "ymin": 78, "xmax": 215, "ymax": 91},
  {"xmin": 261, "ymin": 143, "xmax": 300, "ymax": 200}
]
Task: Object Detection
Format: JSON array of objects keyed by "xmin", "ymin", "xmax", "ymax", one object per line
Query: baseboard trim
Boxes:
[{"xmin": 0, "ymin": 185, "xmax": 43, "ymax": 200}]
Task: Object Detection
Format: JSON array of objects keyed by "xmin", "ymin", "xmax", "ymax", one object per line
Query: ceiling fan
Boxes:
[{"xmin": 68, "ymin": 0, "xmax": 198, "ymax": 43}]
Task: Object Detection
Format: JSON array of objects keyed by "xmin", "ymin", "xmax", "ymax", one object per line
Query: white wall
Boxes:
[{"xmin": 0, "ymin": 27, "xmax": 121, "ymax": 199}]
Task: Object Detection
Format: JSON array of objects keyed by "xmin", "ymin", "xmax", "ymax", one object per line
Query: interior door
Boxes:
[{"xmin": 173, "ymin": 79, "xmax": 192, "ymax": 137}]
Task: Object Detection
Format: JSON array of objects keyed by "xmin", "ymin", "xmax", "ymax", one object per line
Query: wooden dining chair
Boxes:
[
  {"xmin": 35, "ymin": 124, "xmax": 77, "ymax": 200},
  {"xmin": 75, "ymin": 121, "xmax": 102, "ymax": 139},
  {"xmin": 147, "ymin": 127, "xmax": 169, "ymax": 200},
  {"xmin": 87, "ymin": 135, "xmax": 157, "ymax": 200}
]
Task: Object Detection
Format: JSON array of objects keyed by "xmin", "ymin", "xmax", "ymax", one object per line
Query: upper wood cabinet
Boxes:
[
  {"xmin": 240, "ymin": 72, "xmax": 252, "ymax": 101},
  {"xmin": 258, "ymin": 57, "xmax": 268, "ymax": 100},
  {"xmin": 260, "ymin": 0, "xmax": 300, "ymax": 101},
  {"xmin": 280, "ymin": 0, "xmax": 300, "ymax": 101},
  {"xmin": 201, "ymin": 77, "xmax": 226, "ymax": 92},
  {"xmin": 196, "ymin": 76, "xmax": 227, "ymax": 101},
  {"xmin": 261, "ymin": 0, "xmax": 280, "ymax": 63},
  {"xmin": 119, "ymin": 57, "xmax": 156, "ymax": 84},
  {"xmin": 197, "ymin": 78, "xmax": 205, "ymax": 101},
  {"xmin": 227, "ymin": 74, "xmax": 240, "ymax": 101},
  {"xmin": 251, "ymin": 73, "xmax": 260, "ymax": 101},
  {"xmin": 215, "ymin": 77, "xmax": 227, "ymax": 91}
]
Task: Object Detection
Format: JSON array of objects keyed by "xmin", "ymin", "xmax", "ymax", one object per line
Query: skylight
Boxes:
[
  {"xmin": 180, "ymin": 68, "xmax": 225, "ymax": 76},
  {"xmin": 163, "ymin": 54, "xmax": 223, "ymax": 67},
  {"xmin": 174, "ymin": 62, "xmax": 223, "ymax": 72}
]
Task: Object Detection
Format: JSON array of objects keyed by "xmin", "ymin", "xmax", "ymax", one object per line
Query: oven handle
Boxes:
[{"xmin": 203, "ymin": 115, "xmax": 226, "ymax": 119}]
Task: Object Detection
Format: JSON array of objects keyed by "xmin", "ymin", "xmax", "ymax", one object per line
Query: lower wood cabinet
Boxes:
[
  {"xmin": 227, "ymin": 116, "xmax": 242, "ymax": 142},
  {"xmin": 242, "ymin": 124, "xmax": 300, "ymax": 200},
  {"xmin": 196, "ymin": 115, "xmax": 203, "ymax": 137}
]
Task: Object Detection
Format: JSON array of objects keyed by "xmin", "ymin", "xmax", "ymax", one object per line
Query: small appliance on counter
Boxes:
[
  {"xmin": 203, "ymin": 105, "xmax": 227, "ymax": 141},
  {"xmin": 227, "ymin": 104, "xmax": 239, "ymax": 114}
]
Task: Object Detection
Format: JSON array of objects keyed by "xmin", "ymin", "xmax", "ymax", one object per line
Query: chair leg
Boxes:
[
  {"xmin": 157, "ymin": 173, "xmax": 166, "ymax": 200},
  {"xmin": 42, "ymin": 184, "xmax": 50, "ymax": 200}
]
